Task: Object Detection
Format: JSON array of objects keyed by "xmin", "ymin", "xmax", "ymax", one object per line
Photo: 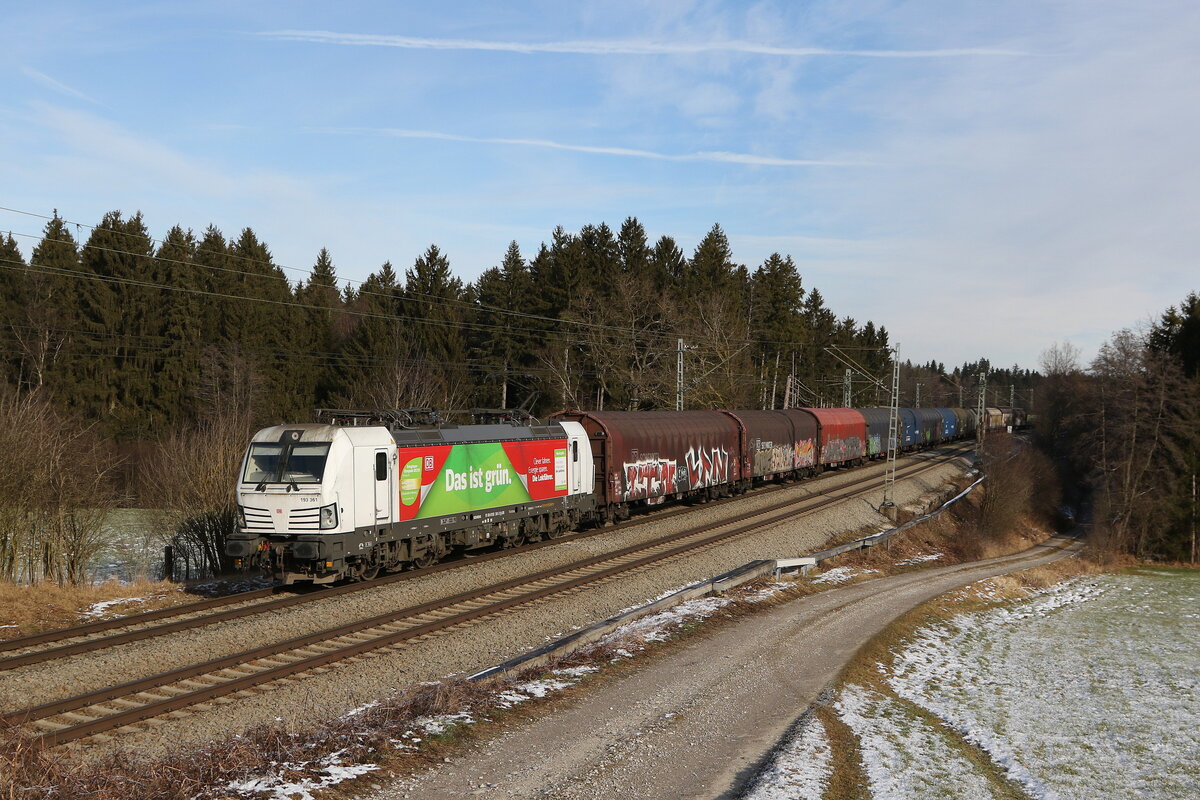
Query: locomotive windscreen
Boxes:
[{"xmin": 243, "ymin": 442, "xmax": 331, "ymax": 485}]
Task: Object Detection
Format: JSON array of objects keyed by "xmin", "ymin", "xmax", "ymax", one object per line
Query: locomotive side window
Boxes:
[
  {"xmin": 571, "ymin": 441, "xmax": 578, "ymax": 462},
  {"xmin": 376, "ymin": 452, "xmax": 387, "ymax": 481}
]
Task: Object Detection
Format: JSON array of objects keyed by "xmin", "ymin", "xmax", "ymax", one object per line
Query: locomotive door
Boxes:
[{"xmin": 373, "ymin": 448, "xmax": 391, "ymax": 521}]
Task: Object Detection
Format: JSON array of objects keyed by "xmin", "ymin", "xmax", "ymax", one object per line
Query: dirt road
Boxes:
[{"xmin": 365, "ymin": 536, "xmax": 1081, "ymax": 800}]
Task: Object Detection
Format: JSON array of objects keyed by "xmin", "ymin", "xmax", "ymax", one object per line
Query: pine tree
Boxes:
[
  {"xmin": 577, "ymin": 222, "xmax": 621, "ymax": 298},
  {"xmin": 68, "ymin": 211, "xmax": 157, "ymax": 431},
  {"xmin": 227, "ymin": 228, "xmax": 305, "ymax": 422},
  {"xmin": 617, "ymin": 217, "xmax": 652, "ymax": 280},
  {"xmin": 194, "ymin": 225, "xmax": 232, "ymax": 346},
  {"xmin": 684, "ymin": 223, "xmax": 739, "ymax": 297},
  {"xmin": 153, "ymin": 225, "xmax": 202, "ymax": 424},
  {"xmin": 295, "ymin": 247, "xmax": 343, "ymax": 405},
  {"xmin": 651, "ymin": 235, "xmax": 686, "ymax": 285},
  {"xmin": 0, "ymin": 234, "xmax": 26, "ymax": 387},
  {"xmin": 473, "ymin": 241, "xmax": 535, "ymax": 408},
  {"xmin": 21, "ymin": 217, "xmax": 78, "ymax": 394}
]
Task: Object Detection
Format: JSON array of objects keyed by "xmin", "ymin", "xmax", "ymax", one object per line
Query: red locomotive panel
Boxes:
[{"xmin": 552, "ymin": 410, "xmax": 743, "ymax": 505}]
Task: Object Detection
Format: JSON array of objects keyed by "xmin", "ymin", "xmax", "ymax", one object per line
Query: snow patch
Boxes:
[
  {"xmin": 811, "ymin": 567, "xmax": 878, "ymax": 585},
  {"xmin": 744, "ymin": 582, "xmax": 791, "ymax": 603},
  {"xmin": 896, "ymin": 552, "xmax": 943, "ymax": 566},
  {"xmin": 227, "ymin": 750, "xmax": 378, "ymax": 800},
  {"xmin": 81, "ymin": 596, "xmax": 151, "ymax": 617},
  {"xmin": 601, "ymin": 595, "xmax": 732, "ymax": 644},
  {"xmin": 744, "ymin": 715, "xmax": 832, "ymax": 800},
  {"xmin": 836, "ymin": 685, "xmax": 997, "ymax": 799}
]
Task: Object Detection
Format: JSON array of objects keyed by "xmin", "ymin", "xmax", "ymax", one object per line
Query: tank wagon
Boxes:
[{"xmin": 228, "ymin": 404, "xmax": 982, "ymax": 585}]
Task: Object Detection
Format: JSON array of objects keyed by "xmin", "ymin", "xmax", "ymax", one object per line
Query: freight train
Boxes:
[{"xmin": 226, "ymin": 406, "xmax": 1007, "ymax": 584}]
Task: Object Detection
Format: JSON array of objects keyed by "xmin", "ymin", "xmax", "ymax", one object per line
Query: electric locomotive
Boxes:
[{"xmin": 225, "ymin": 412, "xmax": 593, "ymax": 584}]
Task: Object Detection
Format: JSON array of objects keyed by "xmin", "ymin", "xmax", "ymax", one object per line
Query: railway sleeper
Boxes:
[{"xmin": 31, "ymin": 719, "xmax": 72, "ymax": 732}]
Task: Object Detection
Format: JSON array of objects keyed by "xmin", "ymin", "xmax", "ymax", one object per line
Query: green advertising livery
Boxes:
[{"xmin": 399, "ymin": 439, "xmax": 568, "ymax": 521}]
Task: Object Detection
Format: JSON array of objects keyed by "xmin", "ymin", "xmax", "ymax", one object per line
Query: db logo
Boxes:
[{"xmin": 424, "ymin": 456, "xmax": 434, "ymax": 470}]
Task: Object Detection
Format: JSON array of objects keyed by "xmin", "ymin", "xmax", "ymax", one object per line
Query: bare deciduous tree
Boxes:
[{"xmin": 0, "ymin": 390, "xmax": 121, "ymax": 585}]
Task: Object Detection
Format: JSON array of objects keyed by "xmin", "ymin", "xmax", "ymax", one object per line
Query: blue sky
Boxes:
[{"xmin": 2, "ymin": 1, "xmax": 1197, "ymax": 370}]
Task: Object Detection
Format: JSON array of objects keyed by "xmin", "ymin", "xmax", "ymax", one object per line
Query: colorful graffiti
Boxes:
[
  {"xmin": 685, "ymin": 445, "xmax": 730, "ymax": 488},
  {"xmin": 622, "ymin": 457, "xmax": 679, "ymax": 501},
  {"xmin": 793, "ymin": 439, "xmax": 816, "ymax": 468},
  {"xmin": 752, "ymin": 439, "xmax": 793, "ymax": 474},
  {"xmin": 821, "ymin": 436, "xmax": 865, "ymax": 465}
]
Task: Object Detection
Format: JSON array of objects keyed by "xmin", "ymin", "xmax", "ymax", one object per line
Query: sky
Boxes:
[{"xmin": 1, "ymin": 0, "xmax": 1197, "ymax": 371}]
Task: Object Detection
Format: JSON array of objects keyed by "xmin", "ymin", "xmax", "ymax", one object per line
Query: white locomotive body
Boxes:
[{"xmin": 227, "ymin": 418, "xmax": 593, "ymax": 584}]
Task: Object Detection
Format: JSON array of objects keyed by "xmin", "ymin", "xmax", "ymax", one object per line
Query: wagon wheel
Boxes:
[
  {"xmin": 357, "ymin": 563, "xmax": 381, "ymax": 581},
  {"xmin": 411, "ymin": 551, "xmax": 437, "ymax": 570}
]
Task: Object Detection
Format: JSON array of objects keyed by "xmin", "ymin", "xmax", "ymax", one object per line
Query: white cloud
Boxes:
[
  {"xmin": 312, "ymin": 126, "xmax": 867, "ymax": 167},
  {"xmin": 256, "ymin": 29, "xmax": 1025, "ymax": 58},
  {"xmin": 19, "ymin": 66, "xmax": 98, "ymax": 104}
]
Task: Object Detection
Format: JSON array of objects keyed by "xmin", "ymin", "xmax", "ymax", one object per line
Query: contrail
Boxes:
[
  {"xmin": 261, "ymin": 30, "xmax": 1024, "ymax": 58},
  {"xmin": 314, "ymin": 127, "xmax": 868, "ymax": 167}
]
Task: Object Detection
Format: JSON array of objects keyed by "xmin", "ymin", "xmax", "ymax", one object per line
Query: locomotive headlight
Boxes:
[
  {"xmin": 319, "ymin": 503, "xmax": 338, "ymax": 529},
  {"xmin": 236, "ymin": 505, "xmax": 246, "ymax": 529}
]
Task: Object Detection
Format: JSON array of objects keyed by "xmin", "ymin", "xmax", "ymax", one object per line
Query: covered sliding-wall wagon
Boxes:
[
  {"xmin": 913, "ymin": 408, "xmax": 944, "ymax": 444},
  {"xmin": 722, "ymin": 409, "xmax": 799, "ymax": 478},
  {"xmin": 794, "ymin": 407, "xmax": 866, "ymax": 467},
  {"xmin": 551, "ymin": 410, "xmax": 745, "ymax": 511},
  {"xmin": 858, "ymin": 408, "xmax": 892, "ymax": 457},
  {"xmin": 936, "ymin": 407, "xmax": 958, "ymax": 439}
]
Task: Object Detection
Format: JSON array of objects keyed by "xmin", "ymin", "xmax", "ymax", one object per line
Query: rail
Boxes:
[
  {"xmin": 470, "ymin": 469, "xmax": 986, "ymax": 682},
  {"xmin": 4, "ymin": 451, "xmax": 967, "ymax": 747}
]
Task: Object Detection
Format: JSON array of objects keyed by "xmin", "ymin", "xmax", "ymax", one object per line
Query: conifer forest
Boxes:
[{"xmin": 0, "ymin": 209, "xmax": 1194, "ymax": 581}]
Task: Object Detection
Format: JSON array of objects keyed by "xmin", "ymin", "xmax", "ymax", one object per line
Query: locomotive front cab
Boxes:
[{"xmin": 225, "ymin": 424, "xmax": 393, "ymax": 582}]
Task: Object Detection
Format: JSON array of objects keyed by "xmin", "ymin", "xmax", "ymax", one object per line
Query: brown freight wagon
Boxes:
[
  {"xmin": 551, "ymin": 410, "xmax": 745, "ymax": 517},
  {"xmin": 720, "ymin": 410, "xmax": 816, "ymax": 479}
]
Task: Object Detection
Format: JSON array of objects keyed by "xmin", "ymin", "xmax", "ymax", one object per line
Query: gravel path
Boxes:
[
  {"xmin": 365, "ymin": 535, "xmax": 1082, "ymax": 800},
  {"xmin": 4, "ymin": 450, "xmax": 967, "ymax": 756}
]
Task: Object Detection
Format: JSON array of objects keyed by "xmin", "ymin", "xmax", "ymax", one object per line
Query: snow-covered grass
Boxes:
[
  {"xmin": 81, "ymin": 595, "xmax": 164, "ymax": 617},
  {"xmin": 791, "ymin": 570, "xmax": 1200, "ymax": 800},
  {"xmin": 227, "ymin": 749, "xmax": 378, "ymax": 800},
  {"xmin": 895, "ymin": 552, "xmax": 943, "ymax": 566},
  {"xmin": 743, "ymin": 714, "xmax": 833, "ymax": 800},
  {"xmin": 884, "ymin": 572, "xmax": 1200, "ymax": 798},
  {"xmin": 811, "ymin": 566, "xmax": 878, "ymax": 584},
  {"xmin": 836, "ymin": 684, "xmax": 1000, "ymax": 799}
]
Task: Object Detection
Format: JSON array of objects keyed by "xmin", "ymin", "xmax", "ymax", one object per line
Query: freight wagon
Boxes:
[{"xmin": 550, "ymin": 410, "xmax": 745, "ymax": 522}]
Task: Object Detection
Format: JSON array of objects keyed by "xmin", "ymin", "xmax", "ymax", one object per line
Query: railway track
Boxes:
[
  {"xmin": 0, "ymin": 445, "xmax": 966, "ymax": 671},
  {"xmin": 4, "ymin": 446, "xmax": 968, "ymax": 747}
]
